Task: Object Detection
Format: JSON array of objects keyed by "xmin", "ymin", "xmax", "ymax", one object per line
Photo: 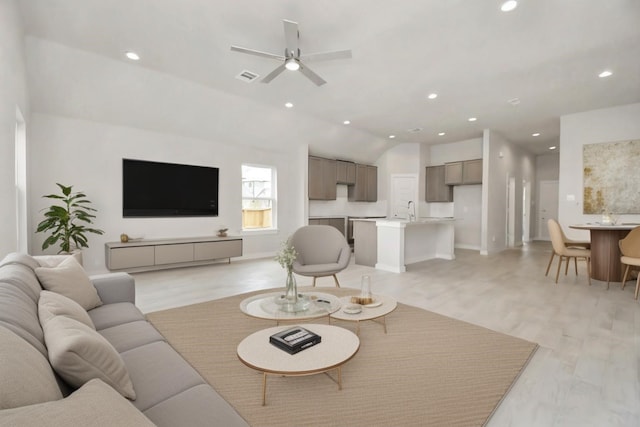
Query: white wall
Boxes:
[
  {"xmin": 481, "ymin": 130, "xmax": 536, "ymax": 254},
  {"xmin": 0, "ymin": 0, "xmax": 29, "ymax": 257},
  {"xmin": 29, "ymin": 114, "xmax": 305, "ymax": 273},
  {"xmin": 559, "ymin": 102, "xmax": 640, "ymax": 240}
]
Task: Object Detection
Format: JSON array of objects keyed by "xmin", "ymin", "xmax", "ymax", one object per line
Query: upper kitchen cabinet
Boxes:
[
  {"xmin": 444, "ymin": 159, "xmax": 483, "ymax": 185},
  {"xmin": 425, "ymin": 165, "xmax": 453, "ymax": 202},
  {"xmin": 462, "ymin": 159, "xmax": 483, "ymax": 184},
  {"xmin": 336, "ymin": 160, "xmax": 356, "ymax": 185},
  {"xmin": 308, "ymin": 156, "xmax": 337, "ymax": 200},
  {"xmin": 348, "ymin": 164, "xmax": 377, "ymax": 202}
]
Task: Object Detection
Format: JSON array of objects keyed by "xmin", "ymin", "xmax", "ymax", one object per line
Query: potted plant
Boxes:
[{"xmin": 36, "ymin": 183, "xmax": 105, "ymax": 253}]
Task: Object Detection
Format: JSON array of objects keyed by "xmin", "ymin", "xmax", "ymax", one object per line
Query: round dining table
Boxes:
[{"xmin": 569, "ymin": 223, "xmax": 639, "ymax": 283}]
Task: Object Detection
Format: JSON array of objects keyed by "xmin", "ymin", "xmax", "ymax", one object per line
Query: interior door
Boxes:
[
  {"xmin": 390, "ymin": 174, "xmax": 418, "ymax": 219},
  {"xmin": 538, "ymin": 180, "xmax": 559, "ymax": 240}
]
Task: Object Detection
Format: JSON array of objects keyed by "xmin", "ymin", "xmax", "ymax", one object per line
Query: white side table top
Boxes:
[
  {"xmin": 330, "ymin": 294, "xmax": 397, "ymax": 322},
  {"xmin": 237, "ymin": 324, "xmax": 360, "ymax": 375}
]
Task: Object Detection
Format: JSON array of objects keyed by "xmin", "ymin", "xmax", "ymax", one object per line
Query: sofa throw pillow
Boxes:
[
  {"xmin": 38, "ymin": 290, "xmax": 95, "ymax": 330},
  {"xmin": 0, "ymin": 379, "xmax": 154, "ymax": 427},
  {"xmin": 43, "ymin": 315, "xmax": 136, "ymax": 400},
  {"xmin": 0, "ymin": 326, "xmax": 63, "ymax": 410},
  {"xmin": 35, "ymin": 256, "xmax": 102, "ymax": 310}
]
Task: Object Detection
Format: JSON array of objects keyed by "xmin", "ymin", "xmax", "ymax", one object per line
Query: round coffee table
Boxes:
[
  {"xmin": 237, "ymin": 324, "xmax": 360, "ymax": 405},
  {"xmin": 330, "ymin": 294, "xmax": 397, "ymax": 335},
  {"xmin": 239, "ymin": 291, "xmax": 342, "ymax": 324}
]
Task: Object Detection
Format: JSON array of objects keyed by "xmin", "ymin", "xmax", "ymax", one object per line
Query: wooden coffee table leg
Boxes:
[{"xmin": 262, "ymin": 372, "xmax": 267, "ymax": 406}]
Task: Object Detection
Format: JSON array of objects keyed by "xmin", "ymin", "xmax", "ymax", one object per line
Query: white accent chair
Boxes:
[{"xmin": 290, "ymin": 225, "xmax": 351, "ymax": 287}]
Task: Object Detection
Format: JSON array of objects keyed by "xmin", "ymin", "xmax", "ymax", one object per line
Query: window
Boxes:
[{"xmin": 242, "ymin": 164, "xmax": 276, "ymax": 230}]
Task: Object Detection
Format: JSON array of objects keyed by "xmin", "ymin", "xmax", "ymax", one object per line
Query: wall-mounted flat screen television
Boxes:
[{"xmin": 123, "ymin": 158, "xmax": 219, "ymax": 217}]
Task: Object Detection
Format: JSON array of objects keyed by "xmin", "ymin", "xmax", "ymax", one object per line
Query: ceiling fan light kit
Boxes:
[{"xmin": 231, "ymin": 19, "xmax": 352, "ymax": 86}]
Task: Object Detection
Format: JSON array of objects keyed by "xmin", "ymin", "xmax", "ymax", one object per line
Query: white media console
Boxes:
[{"xmin": 105, "ymin": 236, "xmax": 243, "ymax": 272}]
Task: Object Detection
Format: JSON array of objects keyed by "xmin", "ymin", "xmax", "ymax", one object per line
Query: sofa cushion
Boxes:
[
  {"xmin": 98, "ymin": 320, "xmax": 165, "ymax": 353},
  {"xmin": 0, "ymin": 284, "xmax": 47, "ymax": 357},
  {"xmin": 0, "ymin": 326, "xmax": 63, "ymax": 410},
  {"xmin": 89, "ymin": 302, "xmax": 146, "ymax": 330},
  {"xmin": 143, "ymin": 384, "xmax": 249, "ymax": 427},
  {"xmin": 35, "ymin": 257, "xmax": 102, "ymax": 310},
  {"xmin": 120, "ymin": 341, "xmax": 205, "ymax": 412},
  {"xmin": 0, "ymin": 263, "xmax": 42, "ymax": 303},
  {"xmin": 0, "ymin": 379, "xmax": 155, "ymax": 427},
  {"xmin": 43, "ymin": 315, "xmax": 136, "ymax": 399},
  {"xmin": 38, "ymin": 290, "xmax": 95, "ymax": 329}
]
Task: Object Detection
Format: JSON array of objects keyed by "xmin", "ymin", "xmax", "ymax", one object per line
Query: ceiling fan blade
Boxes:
[
  {"xmin": 299, "ymin": 62, "xmax": 327, "ymax": 86},
  {"xmin": 283, "ymin": 19, "xmax": 299, "ymax": 57},
  {"xmin": 261, "ymin": 64, "xmax": 287, "ymax": 84},
  {"xmin": 300, "ymin": 49, "xmax": 352, "ymax": 62},
  {"xmin": 230, "ymin": 45, "xmax": 285, "ymax": 61}
]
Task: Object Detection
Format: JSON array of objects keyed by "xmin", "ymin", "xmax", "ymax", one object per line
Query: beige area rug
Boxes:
[{"xmin": 147, "ymin": 288, "xmax": 538, "ymax": 427}]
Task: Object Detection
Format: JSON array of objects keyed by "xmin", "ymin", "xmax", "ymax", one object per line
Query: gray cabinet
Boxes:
[
  {"xmin": 425, "ymin": 165, "xmax": 453, "ymax": 202},
  {"xmin": 308, "ymin": 156, "xmax": 337, "ymax": 200},
  {"xmin": 444, "ymin": 159, "xmax": 483, "ymax": 185},
  {"xmin": 309, "ymin": 217, "xmax": 346, "ymax": 236},
  {"xmin": 348, "ymin": 164, "xmax": 377, "ymax": 202},
  {"xmin": 444, "ymin": 162, "xmax": 463, "ymax": 185},
  {"xmin": 462, "ymin": 159, "xmax": 483, "ymax": 184},
  {"xmin": 336, "ymin": 160, "xmax": 356, "ymax": 185},
  {"xmin": 106, "ymin": 237, "xmax": 242, "ymax": 272}
]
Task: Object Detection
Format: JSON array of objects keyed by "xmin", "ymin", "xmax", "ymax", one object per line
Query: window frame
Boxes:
[{"xmin": 241, "ymin": 163, "xmax": 277, "ymax": 232}]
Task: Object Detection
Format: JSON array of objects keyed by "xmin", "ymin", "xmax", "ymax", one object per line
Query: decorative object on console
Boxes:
[
  {"xmin": 120, "ymin": 233, "xmax": 129, "ymax": 243},
  {"xmin": 217, "ymin": 226, "xmax": 229, "ymax": 237},
  {"xmin": 36, "ymin": 183, "xmax": 104, "ymax": 254}
]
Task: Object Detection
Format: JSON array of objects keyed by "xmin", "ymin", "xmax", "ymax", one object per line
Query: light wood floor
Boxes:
[{"xmin": 133, "ymin": 241, "xmax": 640, "ymax": 426}]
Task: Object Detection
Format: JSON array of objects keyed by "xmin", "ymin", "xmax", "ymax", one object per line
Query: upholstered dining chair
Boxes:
[
  {"xmin": 289, "ymin": 225, "xmax": 351, "ymax": 287},
  {"xmin": 545, "ymin": 219, "xmax": 590, "ymax": 278},
  {"xmin": 546, "ymin": 219, "xmax": 591, "ymax": 285},
  {"xmin": 619, "ymin": 227, "xmax": 640, "ymax": 299}
]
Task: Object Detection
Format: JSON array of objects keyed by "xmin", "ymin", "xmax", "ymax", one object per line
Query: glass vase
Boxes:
[{"xmin": 285, "ymin": 268, "xmax": 298, "ymax": 305}]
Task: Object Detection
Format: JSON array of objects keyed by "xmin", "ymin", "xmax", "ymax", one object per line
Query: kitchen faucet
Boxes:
[{"xmin": 407, "ymin": 201, "xmax": 416, "ymax": 222}]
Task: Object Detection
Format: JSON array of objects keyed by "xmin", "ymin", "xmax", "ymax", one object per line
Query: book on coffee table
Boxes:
[{"xmin": 269, "ymin": 327, "xmax": 321, "ymax": 354}]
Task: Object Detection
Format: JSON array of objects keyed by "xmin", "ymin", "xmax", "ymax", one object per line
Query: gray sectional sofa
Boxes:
[{"xmin": 0, "ymin": 252, "xmax": 249, "ymax": 426}]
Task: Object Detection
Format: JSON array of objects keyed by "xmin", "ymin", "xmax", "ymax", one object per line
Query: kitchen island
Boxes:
[{"xmin": 351, "ymin": 218, "xmax": 455, "ymax": 273}]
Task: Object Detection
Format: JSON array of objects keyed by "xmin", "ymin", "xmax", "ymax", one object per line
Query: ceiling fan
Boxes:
[{"xmin": 231, "ymin": 19, "xmax": 352, "ymax": 86}]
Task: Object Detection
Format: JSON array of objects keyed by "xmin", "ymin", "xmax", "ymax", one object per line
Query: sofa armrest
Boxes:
[{"xmin": 89, "ymin": 273, "xmax": 135, "ymax": 304}]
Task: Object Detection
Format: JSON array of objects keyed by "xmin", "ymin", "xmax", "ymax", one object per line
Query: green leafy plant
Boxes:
[{"xmin": 36, "ymin": 183, "xmax": 105, "ymax": 253}]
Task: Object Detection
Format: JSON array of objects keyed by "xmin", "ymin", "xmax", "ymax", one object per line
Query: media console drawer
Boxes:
[
  {"xmin": 194, "ymin": 240, "xmax": 242, "ymax": 261},
  {"xmin": 155, "ymin": 243, "xmax": 194, "ymax": 265},
  {"xmin": 108, "ymin": 246, "xmax": 155, "ymax": 270},
  {"xmin": 105, "ymin": 237, "xmax": 243, "ymax": 272}
]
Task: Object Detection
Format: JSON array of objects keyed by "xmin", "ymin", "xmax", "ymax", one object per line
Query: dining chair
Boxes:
[
  {"xmin": 545, "ymin": 219, "xmax": 591, "ymax": 278},
  {"xmin": 619, "ymin": 227, "xmax": 640, "ymax": 299},
  {"xmin": 546, "ymin": 219, "xmax": 591, "ymax": 285}
]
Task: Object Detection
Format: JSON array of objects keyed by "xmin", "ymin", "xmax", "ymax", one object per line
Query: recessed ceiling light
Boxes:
[
  {"xmin": 389, "ymin": 135, "xmax": 396, "ymax": 139},
  {"xmin": 549, "ymin": 146, "xmax": 557, "ymax": 150},
  {"xmin": 438, "ymin": 132, "xmax": 446, "ymax": 136},
  {"xmin": 125, "ymin": 51, "xmax": 140, "ymax": 61},
  {"xmin": 427, "ymin": 93, "xmax": 438, "ymax": 100},
  {"xmin": 598, "ymin": 70, "xmax": 613, "ymax": 78},
  {"xmin": 532, "ymin": 133, "xmax": 541, "ymax": 137},
  {"xmin": 501, "ymin": 1, "xmax": 518, "ymax": 12},
  {"xmin": 343, "ymin": 120, "xmax": 351, "ymax": 125},
  {"xmin": 468, "ymin": 117, "xmax": 477, "ymax": 122},
  {"xmin": 284, "ymin": 102, "xmax": 294, "ymax": 108}
]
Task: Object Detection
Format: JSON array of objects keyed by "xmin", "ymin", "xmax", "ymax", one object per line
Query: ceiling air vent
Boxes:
[{"xmin": 235, "ymin": 70, "xmax": 259, "ymax": 83}]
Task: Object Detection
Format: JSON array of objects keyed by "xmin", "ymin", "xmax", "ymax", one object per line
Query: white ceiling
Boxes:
[{"xmin": 17, "ymin": 0, "xmax": 640, "ymax": 161}]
